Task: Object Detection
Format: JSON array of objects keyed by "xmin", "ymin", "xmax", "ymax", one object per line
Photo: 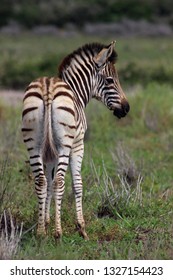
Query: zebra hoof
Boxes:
[
  {"xmin": 83, "ymin": 232, "xmax": 89, "ymax": 241},
  {"xmin": 76, "ymin": 223, "xmax": 89, "ymax": 240},
  {"xmin": 54, "ymin": 231, "xmax": 62, "ymax": 242},
  {"xmin": 78, "ymin": 229, "xmax": 89, "ymax": 240}
]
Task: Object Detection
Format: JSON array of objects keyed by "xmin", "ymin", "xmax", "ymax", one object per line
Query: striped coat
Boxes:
[{"xmin": 22, "ymin": 41, "xmax": 130, "ymax": 239}]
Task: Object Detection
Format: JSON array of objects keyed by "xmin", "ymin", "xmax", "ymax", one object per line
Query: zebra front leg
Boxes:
[
  {"xmin": 53, "ymin": 154, "xmax": 69, "ymax": 240},
  {"xmin": 70, "ymin": 145, "xmax": 89, "ymax": 240}
]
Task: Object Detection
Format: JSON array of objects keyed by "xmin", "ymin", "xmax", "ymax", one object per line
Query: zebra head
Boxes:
[{"xmin": 93, "ymin": 41, "xmax": 130, "ymax": 118}]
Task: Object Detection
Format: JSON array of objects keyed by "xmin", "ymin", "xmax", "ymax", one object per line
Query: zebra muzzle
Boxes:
[{"xmin": 113, "ymin": 101, "xmax": 130, "ymax": 119}]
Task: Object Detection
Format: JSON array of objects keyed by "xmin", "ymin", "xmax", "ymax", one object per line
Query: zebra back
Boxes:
[{"xmin": 22, "ymin": 77, "xmax": 76, "ymax": 162}]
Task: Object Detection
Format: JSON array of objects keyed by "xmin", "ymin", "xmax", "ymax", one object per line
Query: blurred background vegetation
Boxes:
[
  {"xmin": 0, "ymin": 0, "xmax": 173, "ymax": 89},
  {"xmin": 1, "ymin": 0, "xmax": 173, "ymax": 27}
]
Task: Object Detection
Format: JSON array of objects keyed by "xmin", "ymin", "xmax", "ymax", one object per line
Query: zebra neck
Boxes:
[{"xmin": 62, "ymin": 72, "xmax": 92, "ymax": 108}]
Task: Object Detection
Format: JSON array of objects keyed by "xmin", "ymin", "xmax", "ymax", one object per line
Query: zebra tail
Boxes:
[{"xmin": 42, "ymin": 88, "xmax": 58, "ymax": 163}]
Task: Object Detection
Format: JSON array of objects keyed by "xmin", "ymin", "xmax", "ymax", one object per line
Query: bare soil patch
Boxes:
[{"xmin": 0, "ymin": 90, "xmax": 23, "ymax": 107}]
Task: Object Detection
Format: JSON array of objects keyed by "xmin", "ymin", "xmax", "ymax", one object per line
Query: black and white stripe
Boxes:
[{"xmin": 22, "ymin": 41, "xmax": 129, "ymax": 240}]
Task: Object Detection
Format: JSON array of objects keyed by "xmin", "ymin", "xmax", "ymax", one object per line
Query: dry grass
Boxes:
[
  {"xmin": 0, "ymin": 210, "xmax": 23, "ymax": 260},
  {"xmin": 111, "ymin": 142, "xmax": 140, "ymax": 187},
  {"xmin": 91, "ymin": 150, "xmax": 143, "ymax": 220}
]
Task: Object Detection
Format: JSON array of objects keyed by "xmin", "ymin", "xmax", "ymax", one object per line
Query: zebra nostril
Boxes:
[{"xmin": 123, "ymin": 102, "xmax": 130, "ymax": 114}]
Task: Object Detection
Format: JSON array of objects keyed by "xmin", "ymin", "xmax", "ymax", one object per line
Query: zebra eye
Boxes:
[{"xmin": 105, "ymin": 77, "xmax": 114, "ymax": 85}]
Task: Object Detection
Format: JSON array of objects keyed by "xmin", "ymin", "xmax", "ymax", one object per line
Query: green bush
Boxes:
[
  {"xmin": 119, "ymin": 62, "xmax": 173, "ymax": 85},
  {"xmin": 0, "ymin": 35, "xmax": 173, "ymax": 89},
  {"xmin": 0, "ymin": 54, "xmax": 59, "ymax": 89},
  {"xmin": 1, "ymin": 55, "xmax": 173, "ymax": 89},
  {"xmin": 1, "ymin": 0, "xmax": 173, "ymax": 28}
]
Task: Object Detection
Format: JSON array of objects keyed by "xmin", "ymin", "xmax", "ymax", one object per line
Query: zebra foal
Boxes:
[{"xmin": 22, "ymin": 41, "xmax": 130, "ymax": 240}]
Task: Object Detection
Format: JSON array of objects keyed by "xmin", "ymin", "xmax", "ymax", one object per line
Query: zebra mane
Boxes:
[{"xmin": 58, "ymin": 42, "xmax": 118, "ymax": 78}]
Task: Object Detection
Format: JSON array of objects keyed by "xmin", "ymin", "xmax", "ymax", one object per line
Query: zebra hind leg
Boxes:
[
  {"xmin": 45, "ymin": 162, "xmax": 56, "ymax": 230},
  {"xmin": 53, "ymin": 153, "xmax": 70, "ymax": 240},
  {"xmin": 30, "ymin": 155, "xmax": 47, "ymax": 236}
]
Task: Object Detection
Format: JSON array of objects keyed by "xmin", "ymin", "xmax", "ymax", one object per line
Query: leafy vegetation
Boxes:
[
  {"xmin": 0, "ymin": 35, "xmax": 173, "ymax": 259},
  {"xmin": 1, "ymin": 0, "xmax": 173, "ymax": 27},
  {"xmin": 0, "ymin": 35, "xmax": 173, "ymax": 89}
]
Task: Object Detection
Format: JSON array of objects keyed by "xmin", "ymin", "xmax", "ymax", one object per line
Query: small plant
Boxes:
[
  {"xmin": 0, "ymin": 210, "xmax": 23, "ymax": 260},
  {"xmin": 111, "ymin": 142, "xmax": 140, "ymax": 186},
  {"xmin": 0, "ymin": 158, "xmax": 12, "ymax": 213},
  {"xmin": 0, "ymin": 159, "xmax": 23, "ymax": 259},
  {"xmin": 91, "ymin": 145, "xmax": 143, "ymax": 220}
]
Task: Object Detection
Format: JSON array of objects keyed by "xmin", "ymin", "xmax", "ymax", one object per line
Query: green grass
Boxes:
[
  {"xmin": 0, "ymin": 34, "xmax": 173, "ymax": 88},
  {"xmin": 1, "ymin": 82, "xmax": 173, "ymax": 259},
  {"xmin": 0, "ymin": 35, "xmax": 173, "ymax": 259}
]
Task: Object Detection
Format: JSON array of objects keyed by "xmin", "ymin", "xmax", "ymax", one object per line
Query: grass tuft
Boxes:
[
  {"xmin": 92, "ymin": 159, "xmax": 143, "ymax": 220},
  {"xmin": 111, "ymin": 142, "xmax": 140, "ymax": 186},
  {"xmin": 0, "ymin": 210, "xmax": 23, "ymax": 260}
]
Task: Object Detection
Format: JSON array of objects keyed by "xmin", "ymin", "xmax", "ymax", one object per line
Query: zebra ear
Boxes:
[{"xmin": 94, "ymin": 41, "xmax": 116, "ymax": 68}]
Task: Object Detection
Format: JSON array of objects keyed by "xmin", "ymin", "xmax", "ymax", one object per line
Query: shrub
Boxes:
[
  {"xmin": 1, "ymin": 0, "xmax": 173, "ymax": 28},
  {"xmin": 0, "ymin": 54, "xmax": 59, "ymax": 89}
]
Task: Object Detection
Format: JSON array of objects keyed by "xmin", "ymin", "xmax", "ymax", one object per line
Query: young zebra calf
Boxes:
[{"xmin": 22, "ymin": 41, "xmax": 130, "ymax": 240}]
